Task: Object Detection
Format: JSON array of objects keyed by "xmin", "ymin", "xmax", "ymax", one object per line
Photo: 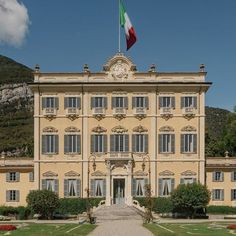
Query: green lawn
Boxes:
[
  {"xmin": 144, "ymin": 222, "xmax": 236, "ymax": 236},
  {"xmin": 0, "ymin": 223, "xmax": 96, "ymax": 236}
]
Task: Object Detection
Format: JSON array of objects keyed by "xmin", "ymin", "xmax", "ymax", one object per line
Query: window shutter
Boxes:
[
  {"xmin": 16, "ymin": 191, "xmax": 20, "ymax": 202},
  {"xmin": 77, "ymin": 97, "xmax": 81, "ymax": 109},
  {"xmin": 112, "ymin": 97, "xmax": 116, "ymax": 109},
  {"xmin": 125, "ymin": 134, "xmax": 129, "ymax": 152},
  {"xmin": 54, "ymin": 179, "xmax": 59, "ymax": 194},
  {"xmin": 77, "ymin": 179, "xmax": 81, "ymax": 197},
  {"xmin": 64, "ymin": 179, "xmax": 69, "ymax": 197},
  {"xmin": 6, "ymin": 191, "xmax": 10, "ymax": 202},
  {"xmin": 77, "ymin": 135, "xmax": 81, "ymax": 154},
  {"xmin": 193, "ymin": 97, "xmax": 197, "ymax": 109},
  {"xmin": 29, "ymin": 172, "xmax": 34, "ymax": 182},
  {"xmin": 64, "ymin": 135, "xmax": 69, "ymax": 154},
  {"xmin": 91, "ymin": 97, "xmax": 95, "ymax": 109},
  {"xmin": 124, "ymin": 97, "xmax": 128, "ymax": 108},
  {"xmin": 171, "ymin": 97, "xmax": 175, "ymax": 109},
  {"xmin": 221, "ymin": 172, "xmax": 224, "ymax": 182},
  {"xmin": 16, "ymin": 172, "xmax": 20, "ymax": 182},
  {"xmin": 42, "ymin": 135, "xmax": 47, "ymax": 154},
  {"xmin": 145, "ymin": 97, "xmax": 149, "ymax": 109},
  {"xmin": 102, "ymin": 179, "xmax": 106, "ymax": 197},
  {"xmin": 159, "ymin": 134, "xmax": 163, "ymax": 153},
  {"xmin": 42, "ymin": 97, "xmax": 47, "ymax": 109},
  {"xmin": 181, "ymin": 97, "xmax": 185, "ymax": 108},
  {"xmin": 144, "ymin": 134, "xmax": 148, "ymax": 153},
  {"xmin": 90, "ymin": 179, "xmax": 95, "ymax": 197},
  {"xmin": 6, "ymin": 173, "xmax": 10, "ymax": 182},
  {"xmin": 144, "ymin": 178, "xmax": 149, "ymax": 186},
  {"xmin": 193, "ymin": 134, "xmax": 197, "ymax": 153},
  {"xmin": 64, "ymin": 97, "xmax": 68, "ymax": 109},
  {"xmin": 104, "ymin": 97, "xmax": 108, "ymax": 109},
  {"xmin": 132, "ymin": 134, "xmax": 136, "ymax": 152},
  {"xmin": 212, "ymin": 190, "xmax": 215, "ymax": 200},
  {"xmin": 231, "ymin": 172, "xmax": 235, "ymax": 182},
  {"xmin": 91, "ymin": 135, "xmax": 95, "ymax": 153},
  {"xmin": 132, "ymin": 178, "xmax": 137, "ymax": 196},
  {"xmin": 103, "ymin": 135, "xmax": 107, "ymax": 153},
  {"xmin": 231, "ymin": 189, "xmax": 234, "ymax": 201},
  {"xmin": 181, "ymin": 134, "xmax": 184, "ymax": 153},
  {"xmin": 212, "ymin": 172, "xmax": 216, "ymax": 182},
  {"xmin": 110, "ymin": 135, "xmax": 115, "ymax": 152},
  {"xmin": 221, "ymin": 190, "xmax": 224, "ymax": 201},
  {"xmin": 55, "ymin": 135, "xmax": 59, "ymax": 154},
  {"xmin": 55, "ymin": 97, "xmax": 59, "ymax": 109},
  {"xmin": 132, "ymin": 97, "xmax": 135, "ymax": 109},
  {"xmin": 158, "ymin": 178, "xmax": 163, "ymax": 196},
  {"xmin": 171, "ymin": 134, "xmax": 175, "ymax": 153},
  {"xmin": 180, "ymin": 178, "xmax": 185, "ymax": 184},
  {"xmin": 159, "ymin": 97, "xmax": 163, "ymax": 108},
  {"xmin": 42, "ymin": 179, "xmax": 47, "ymax": 190},
  {"xmin": 171, "ymin": 179, "xmax": 175, "ymax": 193}
]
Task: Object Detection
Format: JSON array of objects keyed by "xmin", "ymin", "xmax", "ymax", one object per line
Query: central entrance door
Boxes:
[{"xmin": 113, "ymin": 179, "xmax": 125, "ymax": 204}]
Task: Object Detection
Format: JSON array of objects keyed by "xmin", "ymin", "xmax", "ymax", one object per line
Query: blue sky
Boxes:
[{"xmin": 1, "ymin": 0, "xmax": 236, "ymax": 111}]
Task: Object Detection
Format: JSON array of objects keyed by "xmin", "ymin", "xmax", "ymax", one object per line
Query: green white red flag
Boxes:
[{"xmin": 120, "ymin": 1, "xmax": 137, "ymax": 50}]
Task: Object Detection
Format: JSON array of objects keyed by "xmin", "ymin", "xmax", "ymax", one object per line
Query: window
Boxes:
[
  {"xmin": 6, "ymin": 190, "xmax": 19, "ymax": 202},
  {"xmin": 181, "ymin": 96, "xmax": 197, "ymax": 108},
  {"xmin": 6, "ymin": 172, "xmax": 19, "ymax": 182},
  {"xmin": 90, "ymin": 179, "xmax": 105, "ymax": 197},
  {"xmin": 91, "ymin": 135, "xmax": 107, "ymax": 153},
  {"xmin": 64, "ymin": 135, "xmax": 81, "ymax": 154},
  {"xmin": 231, "ymin": 171, "xmax": 236, "ymax": 182},
  {"xmin": 158, "ymin": 178, "xmax": 175, "ymax": 196},
  {"xmin": 181, "ymin": 134, "xmax": 197, "ymax": 153},
  {"xmin": 64, "ymin": 97, "xmax": 81, "ymax": 109},
  {"xmin": 213, "ymin": 171, "xmax": 224, "ymax": 182},
  {"xmin": 112, "ymin": 97, "xmax": 128, "ymax": 108},
  {"xmin": 42, "ymin": 135, "xmax": 59, "ymax": 154},
  {"xmin": 159, "ymin": 97, "xmax": 175, "ymax": 108},
  {"xmin": 212, "ymin": 189, "xmax": 224, "ymax": 201},
  {"xmin": 42, "ymin": 97, "xmax": 58, "ymax": 109},
  {"xmin": 133, "ymin": 179, "xmax": 148, "ymax": 197},
  {"xmin": 64, "ymin": 179, "xmax": 80, "ymax": 197},
  {"xmin": 91, "ymin": 97, "xmax": 107, "ymax": 108},
  {"xmin": 159, "ymin": 134, "xmax": 175, "ymax": 153},
  {"xmin": 42, "ymin": 179, "xmax": 59, "ymax": 193},
  {"xmin": 132, "ymin": 97, "xmax": 148, "ymax": 108},
  {"xmin": 231, "ymin": 189, "xmax": 236, "ymax": 201},
  {"xmin": 132, "ymin": 134, "xmax": 148, "ymax": 153},
  {"xmin": 110, "ymin": 134, "xmax": 129, "ymax": 152},
  {"xmin": 180, "ymin": 178, "xmax": 196, "ymax": 185},
  {"xmin": 29, "ymin": 172, "xmax": 34, "ymax": 182}
]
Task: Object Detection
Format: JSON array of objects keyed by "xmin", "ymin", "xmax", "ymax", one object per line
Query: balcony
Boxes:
[
  {"xmin": 182, "ymin": 107, "xmax": 196, "ymax": 120},
  {"xmin": 43, "ymin": 108, "xmax": 56, "ymax": 117},
  {"xmin": 92, "ymin": 107, "xmax": 106, "ymax": 121},
  {"xmin": 160, "ymin": 107, "xmax": 173, "ymax": 120},
  {"xmin": 66, "ymin": 108, "xmax": 79, "ymax": 116},
  {"xmin": 113, "ymin": 107, "xmax": 126, "ymax": 120},
  {"xmin": 133, "ymin": 107, "xmax": 147, "ymax": 120},
  {"xmin": 107, "ymin": 152, "xmax": 132, "ymax": 161}
]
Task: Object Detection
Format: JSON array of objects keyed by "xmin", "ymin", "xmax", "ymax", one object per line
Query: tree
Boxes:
[
  {"xmin": 26, "ymin": 190, "xmax": 59, "ymax": 219},
  {"xmin": 171, "ymin": 183, "xmax": 210, "ymax": 218},
  {"xmin": 143, "ymin": 184, "xmax": 154, "ymax": 223}
]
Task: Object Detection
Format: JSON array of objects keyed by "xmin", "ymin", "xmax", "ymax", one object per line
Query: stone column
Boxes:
[
  {"xmin": 126, "ymin": 160, "xmax": 133, "ymax": 206},
  {"xmin": 105, "ymin": 161, "xmax": 111, "ymax": 206}
]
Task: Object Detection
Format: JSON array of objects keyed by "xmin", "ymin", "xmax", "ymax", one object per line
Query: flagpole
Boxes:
[{"xmin": 118, "ymin": 0, "xmax": 121, "ymax": 53}]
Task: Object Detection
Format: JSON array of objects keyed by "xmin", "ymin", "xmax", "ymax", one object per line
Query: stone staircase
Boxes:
[{"xmin": 93, "ymin": 204, "xmax": 143, "ymax": 222}]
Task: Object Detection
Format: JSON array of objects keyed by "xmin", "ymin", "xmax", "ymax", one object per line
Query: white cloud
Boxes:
[{"xmin": 0, "ymin": 0, "xmax": 30, "ymax": 47}]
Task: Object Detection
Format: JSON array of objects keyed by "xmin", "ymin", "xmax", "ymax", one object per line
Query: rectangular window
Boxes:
[
  {"xmin": 132, "ymin": 134, "xmax": 148, "ymax": 153},
  {"xmin": 42, "ymin": 135, "xmax": 59, "ymax": 154},
  {"xmin": 42, "ymin": 179, "xmax": 59, "ymax": 193},
  {"xmin": 231, "ymin": 171, "xmax": 236, "ymax": 181},
  {"xmin": 159, "ymin": 178, "xmax": 175, "ymax": 196},
  {"xmin": 6, "ymin": 172, "xmax": 19, "ymax": 182},
  {"xmin": 64, "ymin": 135, "xmax": 81, "ymax": 154},
  {"xmin": 231, "ymin": 189, "xmax": 236, "ymax": 201},
  {"xmin": 112, "ymin": 97, "xmax": 128, "ymax": 108},
  {"xmin": 64, "ymin": 179, "xmax": 80, "ymax": 197},
  {"xmin": 64, "ymin": 97, "xmax": 80, "ymax": 109},
  {"xmin": 6, "ymin": 190, "xmax": 19, "ymax": 202},
  {"xmin": 136, "ymin": 179, "xmax": 145, "ymax": 197},
  {"xmin": 110, "ymin": 134, "xmax": 129, "ymax": 152},
  {"xmin": 159, "ymin": 134, "xmax": 175, "ymax": 153},
  {"xmin": 10, "ymin": 172, "xmax": 16, "ymax": 181},
  {"xmin": 91, "ymin": 135, "xmax": 107, "ymax": 153},
  {"xmin": 132, "ymin": 97, "xmax": 148, "ymax": 108},
  {"xmin": 213, "ymin": 171, "xmax": 224, "ymax": 182},
  {"xmin": 181, "ymin": 134, "xmax": 197, "ymax": 153},
  {"xmin": 181, "ymin": 96, "xmax": 197, "ymax": 108},
  {"xmin": 91, "ymin": 97, "xmax": 107, "ymax": 109},
  {"xmin": 95, "ymin": 179, "xmax": 104, "ymax": 197},
  {"xmin": 42, "ymin": 97, "xmax": 58, "ymax": 109},
  {"xmin": 68, "ymin": 179, "xmax": 77, "ymax": 197},
  {"xmin": 29, "ymin": 172, "xmax": 34, "ymax": 182},
  {"xmin": 159, "ymin": 96, "xmax": 175, "ymax": 108},
  {"xmin": 213, "ymin": 189, "xmax": 224, "ymax": 201}
]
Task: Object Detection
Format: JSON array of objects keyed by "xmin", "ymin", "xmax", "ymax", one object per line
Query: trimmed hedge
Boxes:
[
  {"xmin": 207, "ymin": 206, "xmax": 236, "ymax": 215},
  {"xmin": 0, "ymin": 206, "xmax": 31, "ymax": 220},
  {"xmin": 56, "ymin": 198, "xmax": 104, "ymax": 215}
]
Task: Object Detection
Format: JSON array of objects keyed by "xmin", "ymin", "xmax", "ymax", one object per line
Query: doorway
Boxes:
[{"xmin": 113, "ymin": 178, "xmax": 125, "ymax": 204}]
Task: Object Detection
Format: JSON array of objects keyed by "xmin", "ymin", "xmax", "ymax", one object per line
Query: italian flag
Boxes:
[{"xmin": 120, "ymin": 1, "xmax": 137, "ymax": 50}]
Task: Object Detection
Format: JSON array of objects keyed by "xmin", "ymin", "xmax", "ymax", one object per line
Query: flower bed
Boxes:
[
  {"xmin": 0, "ymin": 225, "xmax": 17, "ymax": 231},
  {"xmin": 227, "ymin": 225, "xmax": 236, "ymax": 229}
]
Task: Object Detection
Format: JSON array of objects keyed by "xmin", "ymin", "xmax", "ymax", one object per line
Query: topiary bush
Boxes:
[
  {"xmin": 0, "ymin": 206, "xmax": 31, "ymax": 220},
  {"xmin": 207, "ymin": 206, "xmax": 236, "ymax": 215}
]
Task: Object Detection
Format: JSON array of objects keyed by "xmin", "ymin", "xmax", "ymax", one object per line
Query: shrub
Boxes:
[
  {"xmin": 207, "ymin": 206, "xmax": 236, "ymax": 215},
  {"xmin": 26, "ymin": 190, "xmax": 59, "ymax": 219},
  {"xmin": 0, "ymin": 206, "xmax": 31, "ymax": 220}
]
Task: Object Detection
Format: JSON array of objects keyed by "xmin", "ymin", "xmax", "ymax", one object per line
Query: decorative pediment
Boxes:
[
  {"xmin": 43, "ymin": 126, "xmax": 58, "ymax": 133},
  {"xmin": 159, "ymin": 126, "xmax": 174, "ymax": 132},
  {"xmin": 133, "ymin": 125, "xmax": 148, "ymax": 133},
  {"xmin": 181, "ymin": 126, "xmax": 196, "ymax": 132},
  {"xmin": 42, "ymin": 171, "xmax": 58, "ymax": 177},
  {"xmin": 65, "ymin": 126, "xmax": 80, "ymax": 132},
  {"xmin": 92, "ymin": 125, "xmax": 107, "ymax": 133},
  {"xmin": 133, "ymin": 170, "xmax": 148, "ymax": 176},
  {"xmin": 65, "ymin": 171, "xmax": 80, "ymax": 177},
  {"xmin": 159, "ymin": 170, "xmax": 175, "ymax": 176},
  {"xmin": 111, "ymin": 125, "xmax": 128, "ymax": 133},
  {"xmin": 181, "ymin": 170, "xmax": 197, "ymax": 176},
  {"xmin": 91, "ymin": 170, "xmax": 106, "ymax": 177}
]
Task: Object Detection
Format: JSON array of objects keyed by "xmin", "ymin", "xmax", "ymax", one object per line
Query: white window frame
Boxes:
[
  {"xmin": 134, "ymin": 134, "xmax": 146, "ymax": 153},
  {"xmin": 94, "ymin": 179, "xmax": 104, "ymax": 197},
  {"xmin": 213, "ymin": 189, "xmax": 224, "ymax": 201},
  {"xmin": 136, "ymin": 179, "xmax": 145, "ymax": 197},
  {"xmin": 94, "ymin": 135, "xmax": 104, "ymax": 153},
  {"xmin": 213, "ymin": 171, "xmax": 223, "ymax": 182},
  {"xmin": 182, "ymin": 134, "xmax": 195, "ymax": 153}
]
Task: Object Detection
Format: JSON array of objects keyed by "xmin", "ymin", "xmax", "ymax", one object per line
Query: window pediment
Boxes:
[
  {"xmin": 181, "ymin": 170, "xmax": 197, "ymax": 176},
  {"xmin": 42, "ymin": 171, "xmax": 58, "ymax": 177},
  {"xmin": 65, "ymin": 171, "xmax": 80, "ymax": 177},
  {"xmin": 133, "ymin": 125, "xmax": 148, "ymax": 133},
  {"xmin": 65, "ymin": 126, "xmax": 80, "ymax": 133},
  {"xmin": 43, "ymin": 126, "xmax": 58, "ymax": 133},
  {"xmin": 92, "ymin": 125, "xmax": 107, "ymax": 133},
  {"xmin": 159, "ymin": 126, "xmax": 174, "ymax": 132},
  {"xmin": 91, "ymin": 170, "xmax": 106, "ymax": 177},
  {"xmin": 159, "ymin": 170, "xmax": 175, "ymax": 176},
  {"xmin": 181, "ymin": 126, "xmax": 196, "ymax": 132},
  {"xmin": 133, "ymin": 170, "xmax": 148, "ymax": 176},
  {"xmin": 111, "ymin": 125, "xmax": 128, "ymax": 133}
]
